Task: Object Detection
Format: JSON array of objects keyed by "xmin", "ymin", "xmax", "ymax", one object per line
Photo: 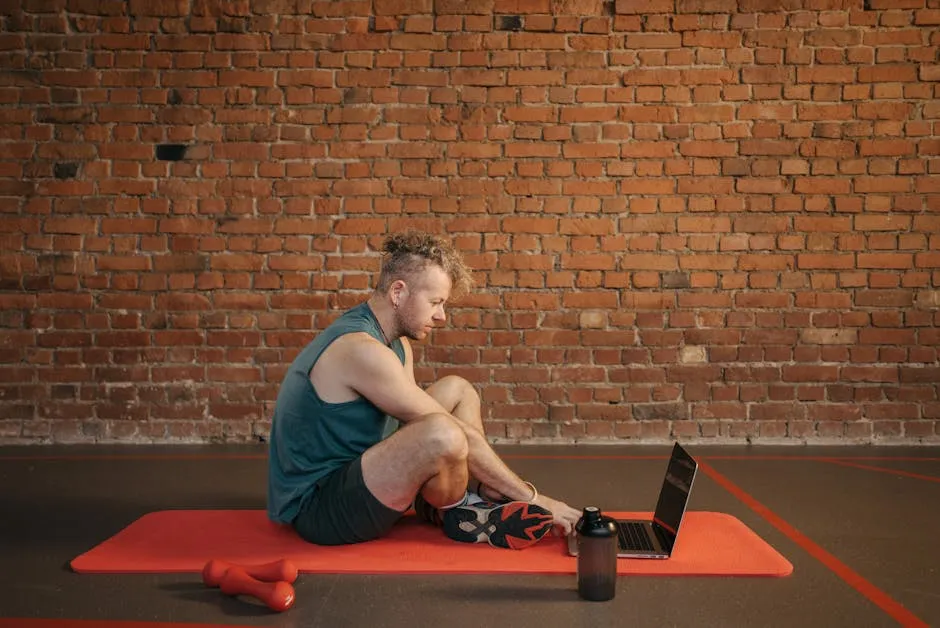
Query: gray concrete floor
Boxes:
[{"xmin": 0, "ymin": 444, "xmax": 937, "ymax": 627}]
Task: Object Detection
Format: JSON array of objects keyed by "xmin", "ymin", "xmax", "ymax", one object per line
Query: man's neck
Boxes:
[{"xmin": 366, "ymin": 296, "xmax": 397, "ymax": 346}]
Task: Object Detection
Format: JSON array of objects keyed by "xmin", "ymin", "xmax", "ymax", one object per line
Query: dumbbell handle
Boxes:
[
  {"xmin": 202, "ymin": 558, "xmax": 298, "ymax": 587},
  {"xmin": 219, "ymin": 565, "xmax": 295, "ymax": 613}
]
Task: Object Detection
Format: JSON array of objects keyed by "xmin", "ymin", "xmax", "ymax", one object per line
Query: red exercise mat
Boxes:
[{"xmin": 70, "ymin": 510, "xmax": 792, "ymax": 577}]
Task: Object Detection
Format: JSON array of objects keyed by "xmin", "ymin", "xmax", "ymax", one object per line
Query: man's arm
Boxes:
[
  {"xmin": 401, "ymin": 337, "xmax": 419, "ymax": 386},
  {"xmin": 343, "ymin": 335, "xmax": 450, "ymax": 422},
  {"xmin": 352, "ymin": 336, "xmax": 581, "ymax": 534}
]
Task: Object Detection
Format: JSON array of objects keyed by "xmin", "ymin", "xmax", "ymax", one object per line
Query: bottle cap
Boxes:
[{"xmin": 581, "ymin": 506, "xmax": 602, "ymax": 525}]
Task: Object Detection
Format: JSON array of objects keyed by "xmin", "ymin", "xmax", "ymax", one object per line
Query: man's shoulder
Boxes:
[
  {"xmin": 331, "ymin": 329, "xmax": 378, "ymax": 348},
  {"xmin": 333, "ymin": 301, "xmax": 370, "ymax": 324},
  {"xmin": 317, "ymin": 330, "xmax": 383, "ymax": 364}
]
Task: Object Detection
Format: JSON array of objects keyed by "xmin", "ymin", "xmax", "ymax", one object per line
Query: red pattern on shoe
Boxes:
[
  {"xmin": 498, "ymin": 503, "xmax": 554, "ymax": 549},
  {"xmin": 442, "ymin": 500, "xmax": 554, "ymax": 549}
]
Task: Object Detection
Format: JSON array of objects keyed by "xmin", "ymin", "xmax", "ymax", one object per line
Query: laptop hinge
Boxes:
[{"xmin": 651, "ymin": 522, "xmax": 675, "ymax": 554}]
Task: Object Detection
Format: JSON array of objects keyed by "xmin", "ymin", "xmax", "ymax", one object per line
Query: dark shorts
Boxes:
[{"xmin": 292, "ymin": 456, "xmax": 404, "ymax": 545}]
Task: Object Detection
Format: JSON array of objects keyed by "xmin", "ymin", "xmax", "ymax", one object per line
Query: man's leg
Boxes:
[
  {"xmin": 360, "ymin": 412, "xmax": 469, "ymax": 512},
  {"xmin": 293, "ymin": 413, "xmax": 468, "ymax": 546},
  {"xmin": 426, "ymin": 374, "xmax": 483, "ymax": 433},
  {"xmin": 425, "ymin": 375, "xmax": 506, "ymax": 501},
  {"xmin": 420, "ymin": 376, "xmax": 554, "ymax": 549}
]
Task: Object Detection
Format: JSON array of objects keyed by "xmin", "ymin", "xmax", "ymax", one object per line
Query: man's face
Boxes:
[{"xmin": 396, "ymin": 265, "xmax": 452, "ymax": 341}]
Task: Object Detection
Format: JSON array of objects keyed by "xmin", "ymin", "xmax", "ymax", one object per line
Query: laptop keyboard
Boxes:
[{"xmin": 617, "ymin": 521, "xmax": 655, "ymax": 552}]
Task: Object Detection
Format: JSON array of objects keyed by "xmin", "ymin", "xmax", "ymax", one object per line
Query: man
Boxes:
[{"xmin": 267, "ymin": 231, "xmax": 580, "ymax": 549}]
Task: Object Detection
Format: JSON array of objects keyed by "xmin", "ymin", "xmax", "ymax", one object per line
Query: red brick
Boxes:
[
  {"xmin": 615, "ymin": 0, "xmax": 673, "ymax": 13},
  {"xmin": 797, "ymin": 254, "xmax": 855, "ymax": 270},
  {"xmin": 857, "ymin": 254, "xmax": 913, "ymax": 270},
  {"xmin": 44, "ymin": 218, "xmax": 96, "ymax": 234}
]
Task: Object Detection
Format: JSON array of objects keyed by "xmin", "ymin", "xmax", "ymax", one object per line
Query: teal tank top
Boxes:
[{"xmin": 266, "ymin": 301, "xmax": 404, "ymax": 524}]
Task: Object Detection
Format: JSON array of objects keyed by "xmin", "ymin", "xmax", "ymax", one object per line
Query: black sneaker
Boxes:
[
  {"xmin": 470, "ymin": 479, "xmax": 512, "ymax": 504},
  {"xmin": 412, "ymin": 491, "xmax": 444, "ymax": 526},
  {"xmin": 442, "ymin": 500, "xmax": 554, "ymax": 550}
]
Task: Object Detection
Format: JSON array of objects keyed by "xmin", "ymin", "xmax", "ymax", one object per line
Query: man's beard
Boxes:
[{"xmin": 395, "ymin": 308, "xmax": 425, "ymax": 341}]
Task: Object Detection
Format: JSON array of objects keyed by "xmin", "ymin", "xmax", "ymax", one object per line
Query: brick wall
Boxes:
[{"xmin": 1, "ymin": 0, "xmax": 938, "ymax": 444}]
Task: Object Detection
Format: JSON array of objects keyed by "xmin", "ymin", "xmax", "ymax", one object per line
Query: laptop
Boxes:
[{"xmin": 566, "ymin": 442, "xmax": 698, "ymax": 559}]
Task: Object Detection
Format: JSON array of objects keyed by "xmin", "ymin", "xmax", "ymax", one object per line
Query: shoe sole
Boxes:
[{"xmin": 443, "ymin": 501, "xmax": 554, "ymax": 550}]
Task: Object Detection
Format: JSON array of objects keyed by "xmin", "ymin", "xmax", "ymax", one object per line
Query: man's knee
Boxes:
[
  {"xmin": 439, "ymin": 374, "xmax": 476, "ymax": 399},
  {"xmin": 418, "ymin": 413, "xmax": 469, "ymax": 463}
]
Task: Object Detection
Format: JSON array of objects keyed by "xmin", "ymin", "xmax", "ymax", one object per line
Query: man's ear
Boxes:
[{"xmin": 390, "ymin": 279, "xmax": 408, "ymax": 308}]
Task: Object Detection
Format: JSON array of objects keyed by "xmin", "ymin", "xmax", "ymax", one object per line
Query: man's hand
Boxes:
[{"xmin": 534, "ymin": 494, "xmax": 581, "ymax": 536}]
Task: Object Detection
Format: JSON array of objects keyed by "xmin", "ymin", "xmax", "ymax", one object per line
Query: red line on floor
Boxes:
[
  {"xmin": 699, "ymin": 461, "xmax": 929, "ymax": 628},
  {"xmin": 0, "ymin": 620, "xmax": 245, "ymax": 628},
  {"xmin": 506, "ymin": 455, "xmax": 940, "ymax": 462},
  {"xmin": 503, "ymin": 454, "xmax": 669, "ymax": 460},
  {"xmin": 700, "ymin": 456, "xmax": 940, "ymax": 462},
  {"xmin": 821, "ymin": 459, "xmax": 940, "ymax": 483}
]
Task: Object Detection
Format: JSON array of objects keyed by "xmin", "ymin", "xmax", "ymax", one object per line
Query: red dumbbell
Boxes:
[
  {"xmin": 218, "ymin": 565, "xmax": 295, "ymax": 613},
  {"xmin": 202, "ymin": 558, "xmax": 298, "ymax": 587}
]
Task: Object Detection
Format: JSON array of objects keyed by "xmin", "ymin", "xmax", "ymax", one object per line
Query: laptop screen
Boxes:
[{"xmin": 651, "ymin": 444, "xmax": 698, "ymax": 539}]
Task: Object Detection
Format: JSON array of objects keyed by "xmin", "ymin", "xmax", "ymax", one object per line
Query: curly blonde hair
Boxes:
[{"xmin": 376, "ymin": 231, "xmax": 473, "ymax": 299}]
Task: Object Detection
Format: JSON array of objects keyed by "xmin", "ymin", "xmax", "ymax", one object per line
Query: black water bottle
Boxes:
[{"xmin": 576, "ymin": 506, "xmax": 618, "ymax": 601}]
